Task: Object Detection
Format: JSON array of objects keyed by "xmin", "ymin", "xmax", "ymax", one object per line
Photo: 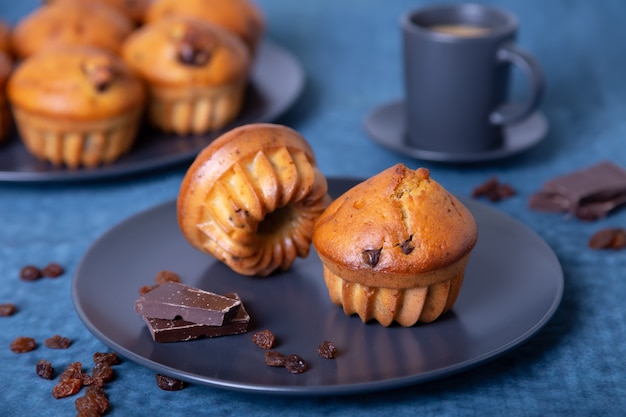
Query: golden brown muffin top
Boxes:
[
  {"xmin": 312, "ymin": 164, "xmax": 478, "ymax": 288},
  {"xmin": 10, "ymin": 1, "xmax": 134, "ymax": 59},
  {"xmin": 8, "ymin": 46, "xmax": 145, "ymax": 120},
  {"xmin": 91, "ymin": 0, "xmax": 153, "ymax": 24},
  {"xmin": 121, "ymin": 16, "xmax": 250, "ymax": 87},
  {"xmin": 145, "ymin": 0, "xmax": 265, "ymax": 52},
  {"xmin": 46, "ymin": 0, "xmax": 153, "ymax": 24}
]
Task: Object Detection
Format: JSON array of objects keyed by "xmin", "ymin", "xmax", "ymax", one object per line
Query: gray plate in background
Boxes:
[{"xmin": 0, "ymin": 41, "xmax": 304, "ymax": 182}]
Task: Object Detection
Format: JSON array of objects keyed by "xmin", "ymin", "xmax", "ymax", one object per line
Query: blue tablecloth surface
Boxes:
[{"xmin": 1, "ymin": 0, "xmax": 625, "ymax": 415}]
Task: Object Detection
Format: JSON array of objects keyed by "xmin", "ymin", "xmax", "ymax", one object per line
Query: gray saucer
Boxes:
[{"xmin": 364, "ymin": 100, "xmax": 548, "ymax": 163}]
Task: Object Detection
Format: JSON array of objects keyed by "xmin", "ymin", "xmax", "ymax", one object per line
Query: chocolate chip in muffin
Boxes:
[{"xmin": 361, "ymin": 248, "xmax": 382, "ymax": 267}]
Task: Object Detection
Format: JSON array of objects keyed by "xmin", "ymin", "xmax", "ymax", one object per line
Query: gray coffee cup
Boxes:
[{"xmin": 402, "ymin": 4, "xmax": 544, "ymax": 153}]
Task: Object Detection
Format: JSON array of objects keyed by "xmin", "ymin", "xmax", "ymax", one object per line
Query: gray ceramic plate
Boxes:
[
  {"xmin": 72, "ymin": 178, "xmax": 563, "ymax": 396},
  {"xmin": 0, "ymin": 41, "xmax": 304, "ymax": 182}
]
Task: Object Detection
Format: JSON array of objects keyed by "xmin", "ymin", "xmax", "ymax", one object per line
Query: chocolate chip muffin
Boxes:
[
  {"xmin": 312, "ymin": 164, "xmax": 478, "ymax": 326},
  {"xmin": 121, "ymin": 16, "xmax": 250, "ymax": 135},
  {"xmin": 8, "ymin": 46, "xmax": 146, "ymax": 168}
]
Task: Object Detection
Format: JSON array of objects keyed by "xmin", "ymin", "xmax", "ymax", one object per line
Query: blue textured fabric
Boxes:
[{"xmin": 1, "ymin": 0, "xmax": 625, "ymax": 416}]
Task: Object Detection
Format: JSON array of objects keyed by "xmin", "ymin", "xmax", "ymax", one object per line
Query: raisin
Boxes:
[
  {"xmin": 75, "ymin": 386, "xmax": 109, "ymax": 415},
  {"xmin": 252, "ymin": 329, "xmax": 276, "ymax": 350},
  {"xmin": 138, "ymin": 285, "xmax": 158, "ymax": 295},
  {"xmin": 36, "ymin": 359, "xmax": 55, "ymax": 379},
  {"xmin": 264, "ymin": 351, "xmax": 286, "ymax": 367},
  {"xmin": 93, "ymin": 352, "xmax": 121, "ymax": 366},
  {"xmin": 285, "ymin": 354, "xmax": 308, "ymax": 374},
  {"xmin": 45, "ymin": 335, "xmax": 72, "ymax": 349},
  {"xmin": 317, "ymin": 341, "xmax": 338, "ymax": 359},
  {"xmin": 53, "ymin": 378, "xmax": 83, "ymax": 399},
  {"xmin": 154, "ymin": 270, "xmax": 181, "ymax": 286},
  {"xmin": 0, "ymin": 303, "xmax": 17, "ymax": 316},
  {"xmin": 10, "ymin": 336, "xmax": 37, "ymax": 353},
  {"xmin": 42, "ymin": 262, "xmax": 64, "ymax": 278},
  {"xmin": 472, "ymin": 177, "xmax": 516, "ymax": 202},
  {"xmin": 20, "ymin": 265, "xmax": 42, "ymax": 281},
  {"xmin": 92, "ymin": 362, "xmax": 114, "ymax": 383},
  {"xmin": 155, "ymin": 374, "xmax": 186, "ymax": 391},
  {"xmin": 59, "ymin": 362, "xmax": 84, "ymax": 382},
  {"xmin": 589, "ymin": 228, "xmax": 626, "ymax": 250}
]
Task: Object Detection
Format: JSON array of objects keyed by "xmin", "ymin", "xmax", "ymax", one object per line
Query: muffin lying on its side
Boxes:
[{"xmin": 312, "ymin": 164, "xmax": 478, "ymax": 327}]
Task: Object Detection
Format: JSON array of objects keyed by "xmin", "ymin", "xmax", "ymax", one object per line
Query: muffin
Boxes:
[
  {"xmin": 312, "ymin": 164, "xmax": 478, "ymax": 327},
  {"xmin": 0, "ymin": 19, "xmax": 11, "ymax": 57},
  {"xmin": 0, "ymin": 51, "xmax": 13, "ymax": 143},
  {"xmin": 177, "ymin": 123, "xmax": 331, "ymax": 277},
  {"xmin": 10, "ymin": 1, "xmax": 134, "ymax": 59},
  {"xmin": 94, "ymin": 0, "xmax": 154, "ymax": 24},
  {"xmin": 8, "ymin": 46, "xmax": 146, "ymax": 168},
  {"xmin": 145, "ymin": 0, "xmax": 265, "ymax": 54},
  {"xmin": 121, "ymin": 16, "xmax": 250, "ymax": 135}
]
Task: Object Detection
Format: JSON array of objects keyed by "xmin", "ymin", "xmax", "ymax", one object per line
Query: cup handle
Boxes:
[{"xmin": 489, "ymin": 43, "xmax": 544, "ymax": 125}]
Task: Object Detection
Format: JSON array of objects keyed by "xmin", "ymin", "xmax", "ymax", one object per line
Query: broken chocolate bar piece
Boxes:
[
  {"xmin": 134, "ymin": 282, "xmax": 240, "ymax": 326},
  {"xmin": 143, "ymin": 294, "xmax": 250, "ymax": 343},
  {"xmin": 529, "ymin": 161, "xmax": 626, "ymax": 220}
]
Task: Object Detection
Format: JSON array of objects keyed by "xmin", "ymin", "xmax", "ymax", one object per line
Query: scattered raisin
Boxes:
[
  {"xmin": 45, "ymin": 335, "xmax": 72, "ymax": 349},
  {"xmin": 42, "ymin": 263, "xmax": 64, "ymax": 278},
  {"xmin": 154, "ymin": 270, "xmax": 181, "ymax": 286},
  {"xmin": 93, "ymin": 352, "xmax": 121, "ymax": 366},
  {"xmin": 75, "ymin": 386, "xmax": 109, "ymax": 415},
  {"xmin": 36, "ymin": 359, "xmax": 55, "ymax": 380},
  {"xmin": 59, "ymin": 362, "xmax": 84, "ymax": 382},
  {"xmin": 285, "ymin": 354, "xmax": 308, "ymax": 374},
  {"xmin": 317, "ymin": 341, "xmax": 338, "ymax": 359},
  {"xmin": 472, "ymin": 177, "xmax": 516, "ymax": 202},
  {"xmin": 20, "ymin": 265, "xmax": 42, "ymax": 281},
  {"xmin": 155, "ymin": 374, "xmax": 186, "ymax": 391},
  {"xmin": 252, "ymin": 329, "xmax": 276, "ymax": 350},
  {"xmin": 91, "ymin": 362, "xmax": 114, "ymax": 383},
  {"xmin": 53, "ymin": 378, "xmax": 83, "ymax": 399},
  {"xmin": 76, "ymin": 408, "xmax": 101, "ymax": 417},
  {"xmin": 264, "ymin": 351, "xmax": 286, "ymax": 367},
  {"xmin": 0, "ymin": 303, "xmax": 17, "ymax": 316},
  {"xmin": 589, "ymin": 228, "xmax": 626, "ymax": 250},
  {"xmin": 10, "ymin": 336, "xmax": 37, "ymax": 353},
  {"xmin": 138, "ymin": 285, "xmax": 158, "ymax": 295},
  {"xmin": 53, "ymin": 363, "xmax": 85, "ymax": 399},
  {"xmin": 361, "ymin": 248, "xmax": 382, "ymax": 267}
]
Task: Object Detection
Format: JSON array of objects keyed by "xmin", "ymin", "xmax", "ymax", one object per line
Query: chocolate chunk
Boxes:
[
  {"xmin": 134, "ymin": 282, "xmax": 240, "ymax": 326},
  {"xmin": 142, "ymin": 294, "xmax": 250, "ymax": 343},
  {"xmin": 529, "ymin": 161, "xmax": 626, "ymax": 220}
]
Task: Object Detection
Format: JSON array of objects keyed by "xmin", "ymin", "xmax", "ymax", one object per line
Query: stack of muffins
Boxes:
[{"xmin": 2, "ymin": 0, "xmax": 264, "ymax": 169}]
